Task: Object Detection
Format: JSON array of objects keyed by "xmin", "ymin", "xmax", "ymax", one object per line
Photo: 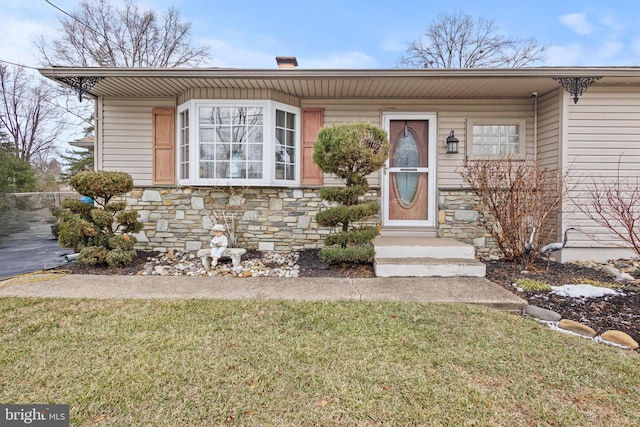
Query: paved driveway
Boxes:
[{"xmin": 0, "ymin": 212, "xmax": 71, "ymax": 280}]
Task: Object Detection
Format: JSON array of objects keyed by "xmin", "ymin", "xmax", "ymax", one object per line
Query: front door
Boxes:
[{"xmin": 382, "ymin": 113, "xmax": 436, "ymax": 227}]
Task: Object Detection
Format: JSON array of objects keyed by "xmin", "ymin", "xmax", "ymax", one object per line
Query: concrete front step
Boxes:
[
  {"xmin": 374, "ymin": 257, "xmax": 486, "ymax": 277},
  {"xmin": 373, "ymin": 236, "xmax": 476, "ymax": 259}
]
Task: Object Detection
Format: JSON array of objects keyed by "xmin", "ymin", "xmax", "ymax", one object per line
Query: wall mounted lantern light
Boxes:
[{"xmin": 446, "ymin": 130, "xmax": 459, "ymax": 154}]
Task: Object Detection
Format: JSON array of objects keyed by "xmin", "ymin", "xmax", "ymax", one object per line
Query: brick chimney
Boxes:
[{"xmin": 276, "ymin": 56, "xmax": 298, "ymax": 69}]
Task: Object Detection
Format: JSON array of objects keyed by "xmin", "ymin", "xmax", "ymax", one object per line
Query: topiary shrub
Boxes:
[
  {"xmin": 313, "ymin": 122, "xmax": 390, "ymax": 265},
  {"xmin": 56, "ymin": 171, "xmax": 142, "ymax": 267}
]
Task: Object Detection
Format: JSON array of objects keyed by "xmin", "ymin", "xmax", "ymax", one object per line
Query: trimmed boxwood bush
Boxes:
[
  {"xmin": 313, "ymin": 123, "xmax": 390, "ymax": 265},
  {"xmin": 56, "ymin": 171, "xmax": 142, "ymax": 267}
]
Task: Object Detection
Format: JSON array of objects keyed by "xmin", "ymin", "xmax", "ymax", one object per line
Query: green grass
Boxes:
[
  {"xmin": 1, "ymin": 298, "xmax": 638, "ymax": 426},
  {"xmin": 515, "ymin": 278, "xmax": 552, "ymax": 292}
]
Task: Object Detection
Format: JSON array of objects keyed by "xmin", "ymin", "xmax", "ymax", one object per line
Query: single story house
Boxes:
[{"xmin": 39, "ymin": 60, "xmax": 640, "ymax": 266}]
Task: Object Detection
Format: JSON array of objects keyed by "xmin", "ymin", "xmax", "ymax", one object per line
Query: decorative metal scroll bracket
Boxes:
[
  {"xmin": 57, "ymin": 76, "xmax": 104, "ymax": 102},
  {"xmin": 552, "ymin": 76, "xmax": 602, "ymax": 104}
]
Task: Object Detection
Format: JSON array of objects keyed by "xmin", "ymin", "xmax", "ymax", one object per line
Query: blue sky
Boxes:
[{"xmin": 1, "ymin": 0, "xmax": 640, "ymax": 69}]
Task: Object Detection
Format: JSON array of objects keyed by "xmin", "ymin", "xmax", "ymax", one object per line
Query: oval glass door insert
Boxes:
[{"xmin": 393, "ymin": 129, "xmax": 419, "ymax": 206}]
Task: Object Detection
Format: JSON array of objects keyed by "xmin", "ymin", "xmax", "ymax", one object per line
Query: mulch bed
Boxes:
[
  {"xmin": 485, "ymin": 258, "xmax": 640, "ymax": 346},
  {"xmin": 62, "ymin": 250, "xmax": 639, "ymax": 346}
]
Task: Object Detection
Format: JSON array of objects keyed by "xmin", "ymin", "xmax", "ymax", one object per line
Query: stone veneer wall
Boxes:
[
  {"xmin": 120, "ymin": 187, "xmax": 381, "ymax": 253},
  {"xmin": 437, "ymin": 189, "xmax": 500, "ymax": 259}
]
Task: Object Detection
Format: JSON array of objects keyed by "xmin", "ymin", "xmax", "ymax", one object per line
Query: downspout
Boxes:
[
  {"xmin": 94, "ymin": 96, "xmax": 103, "ymax": 170},
  {"xmin": 532, "ymin": 92, "xmax": 538, "ymax": 162}
]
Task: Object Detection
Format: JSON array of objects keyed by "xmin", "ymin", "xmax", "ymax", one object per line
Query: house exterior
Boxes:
[{"xmin": 39, "ymin": 63, "xmax": 640, "ymax": 263}]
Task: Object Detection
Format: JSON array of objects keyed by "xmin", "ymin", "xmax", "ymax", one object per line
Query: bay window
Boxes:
[{"xmin": 177, "ymin": 100, "xmax": 299, "ymax": 185}]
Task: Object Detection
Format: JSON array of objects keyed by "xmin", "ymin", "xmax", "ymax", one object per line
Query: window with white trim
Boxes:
[
  {"xmin": 179, "ymin": 109, "xmax": 189, "ymax": 179},
  {"xmin": 177, "ymin": 100, "xmax": 299, "ymax": 185},
  {"xmin": 466, "ymin": 119, "xmax": 526, "ymax": 160}
]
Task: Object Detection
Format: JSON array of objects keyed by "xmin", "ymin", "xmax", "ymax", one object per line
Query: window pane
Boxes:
[
  {"xmin": 200, "ymin": 162, "xmax": 214, "ymax": 179},
  {"xmin": 217, "ymin": 108, "xmax": 232, "ymax": 124},
  {"xmin": 229, "ymin": 159, "xmax": 245, "ymax": 178},
  {"xmin": 285, "ymin": 129, "xmax": 295, "ymax": 146},
  {"xmin": 200, "ymin": 144, "xmax": 215, "ymax": 160},
  {"xmin": 286, "ymin": 112, "xmax": 295, "ymax": 129},
  {"xmin": 216, "ymin": 144, "xmax": 230, "ymax": 160},
  {"xmin": 276, "ymin": 145, "xmax": 289, "ymax": 163},
  {"xmin": 247, "ymin": 144, "xmax": 262, "ymax": 160},
  {"xmin": 216, "ymin": 127, "xmax": 230, "ymax": 143},
  {"xmin": 286, "ymin": 147, "xmax": 295, "ymax": 162},
  {"xmin": 214, "ymin": 161, "xmax": 228, "ymax": 179},
  {"xmin": 276, "ymin": 109, "xmax": 286, "ymax": 127},
  {"xmin": 276, "ymin": 128, "xmax": 285, "ymax": 145},
  {"xmin": 231, "ymin": 146, "xmax": 246, "ymax": 160},
  {"xmin": 232, "ymin": 108, "xmax": 246, "ymax": 125},
  {"xmin": 248, "ymin": 162, "xmax": 262, "ymax": 179},
  {"xmin": 199, "ymin": 107, "xmax": 213, "ymax": 125},
  {"xmin": 247, "ymin": 126, "xmax": 262, "ymax": 142},
  {"xmin": 200, "ymin": 128, "xmax": 215, "ymax": 142},
  {"xmin": 285, "ymin": 164, "xmax": 295, "ymax": 180},
  {"xmin": 232, "ymin": 126, "xmax": 246, "ymax": 142},
  {"xmin": 247, "ymin": 107, "xmax": 263, "ymax": 125}
]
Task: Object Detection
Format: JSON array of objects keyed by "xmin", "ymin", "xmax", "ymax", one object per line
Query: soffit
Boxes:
[{"xmin": 39, "ymin": 67, "xmax": 640, "ymax": 100}]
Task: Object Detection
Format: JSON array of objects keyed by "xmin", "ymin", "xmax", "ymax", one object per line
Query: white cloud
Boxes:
[
  {"xmin": 542, "ymin": 44, "xmax": 585, "ymax": 66},
  {"xmin": 201, "ymin": 36, "xmax": 379, "ymax": 69},
  {"xmin": 201, "ymin": 38, "xmax": 276, "ymax": 68},
  {"xmin": 300, "ymin": 52, "xmax": 378, "ymax": 69},
  {"xmin": 0, "ymin": 17, "xmax": 50, "ymax": 67},
  {"xmin": 559, "ymin": 12, "xmax": 594, "ymax": 36}
]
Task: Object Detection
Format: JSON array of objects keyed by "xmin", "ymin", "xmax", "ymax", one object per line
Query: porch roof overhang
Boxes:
[{"xmin": 38, "ymin": 66, "xmax": 640, "ymax": 101}]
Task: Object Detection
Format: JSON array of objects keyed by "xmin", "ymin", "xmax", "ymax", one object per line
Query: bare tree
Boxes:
[
  {"xmin": 37, "ymin": 0, "xmax": 210, "ymax": 67},
  {"xmin": 399, "ymin": 11, "xmax": 546, "ymax": 68},
  {"xmin": 0, "ymin": 64, "xmax": 65, "ymax": 162},
  {"xmin": 573, "ymin": 161, "xmax": 640, "ymax": 257},
  {"xmin": 459, "ymin": 156, "xmax": 570, "ymax": 262}
]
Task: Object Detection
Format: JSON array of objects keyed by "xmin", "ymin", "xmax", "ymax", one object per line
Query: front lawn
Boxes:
[{"xmin": 1, "ymin": 298, "xmax": 638, "ymax": 426}]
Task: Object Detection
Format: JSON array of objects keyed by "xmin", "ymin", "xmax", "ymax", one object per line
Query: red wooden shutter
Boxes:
[
  {"xmin": 301, "ymin": 108, "xmax": 324, "ymax": 185},
  {"xmin": 152, "ymin": 107, "xmax": 175, "ymax": 185}
]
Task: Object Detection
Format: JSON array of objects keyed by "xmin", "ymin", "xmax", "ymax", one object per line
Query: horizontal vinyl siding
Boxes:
[
  {"xmin": 563, "ymin": 86, "xmax": 640, "ymax": 252},
  {"xmin": 101, "ymin": 97, "xmax": 175, "ymax": 186},
  {"xmin": 302, "ymin": 98, "xmax": 536, "ymax": 189},
  {"xmin": 536, "ymin": 89, "xmax": 560, "ymax": 171},
  {"xmin": 535, "ymin": 90, "xmax": 562, "ymax": 243}
]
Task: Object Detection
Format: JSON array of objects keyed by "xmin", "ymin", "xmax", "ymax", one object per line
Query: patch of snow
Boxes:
[
  {"xmin": 551, "ymin": 284, "xmax": 622, "ymax": 298},
  {"xmin": 535, "ymin": 319, "xmax": 633, "ymax": 349}
]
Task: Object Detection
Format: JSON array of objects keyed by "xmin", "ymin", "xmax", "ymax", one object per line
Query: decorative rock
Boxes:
[
  {"xmin": 618, "ymin": 272, "xmax": 635, "ymax": 282},
  {"xmin": 600, "ymin": 330, "xmax": 639, "ymax": 349},
  {"xmin": 525, "ymin": 305, "xmax": 562, "ymax": 322},
  {"xmin": 558, "ymin": 319, "xmax": 597, "ymax": 337},
  {"xmin": 141, "ymin": 250, "xmax": 301, "ymax": 278},
  {"xmin": 602, "ymin": 265, "xmax": 621, "ymax": 278}
]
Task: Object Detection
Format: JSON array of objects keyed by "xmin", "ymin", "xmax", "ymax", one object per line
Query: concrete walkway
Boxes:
[{"xmin": 0, "ymin": 273, "xmax": 527, "ymax": 312}]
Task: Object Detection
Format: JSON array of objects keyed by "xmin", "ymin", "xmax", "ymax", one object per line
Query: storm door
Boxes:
[{"xmin": 382, "ymin": 114, "xmax": 436, "ymax": 227}]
